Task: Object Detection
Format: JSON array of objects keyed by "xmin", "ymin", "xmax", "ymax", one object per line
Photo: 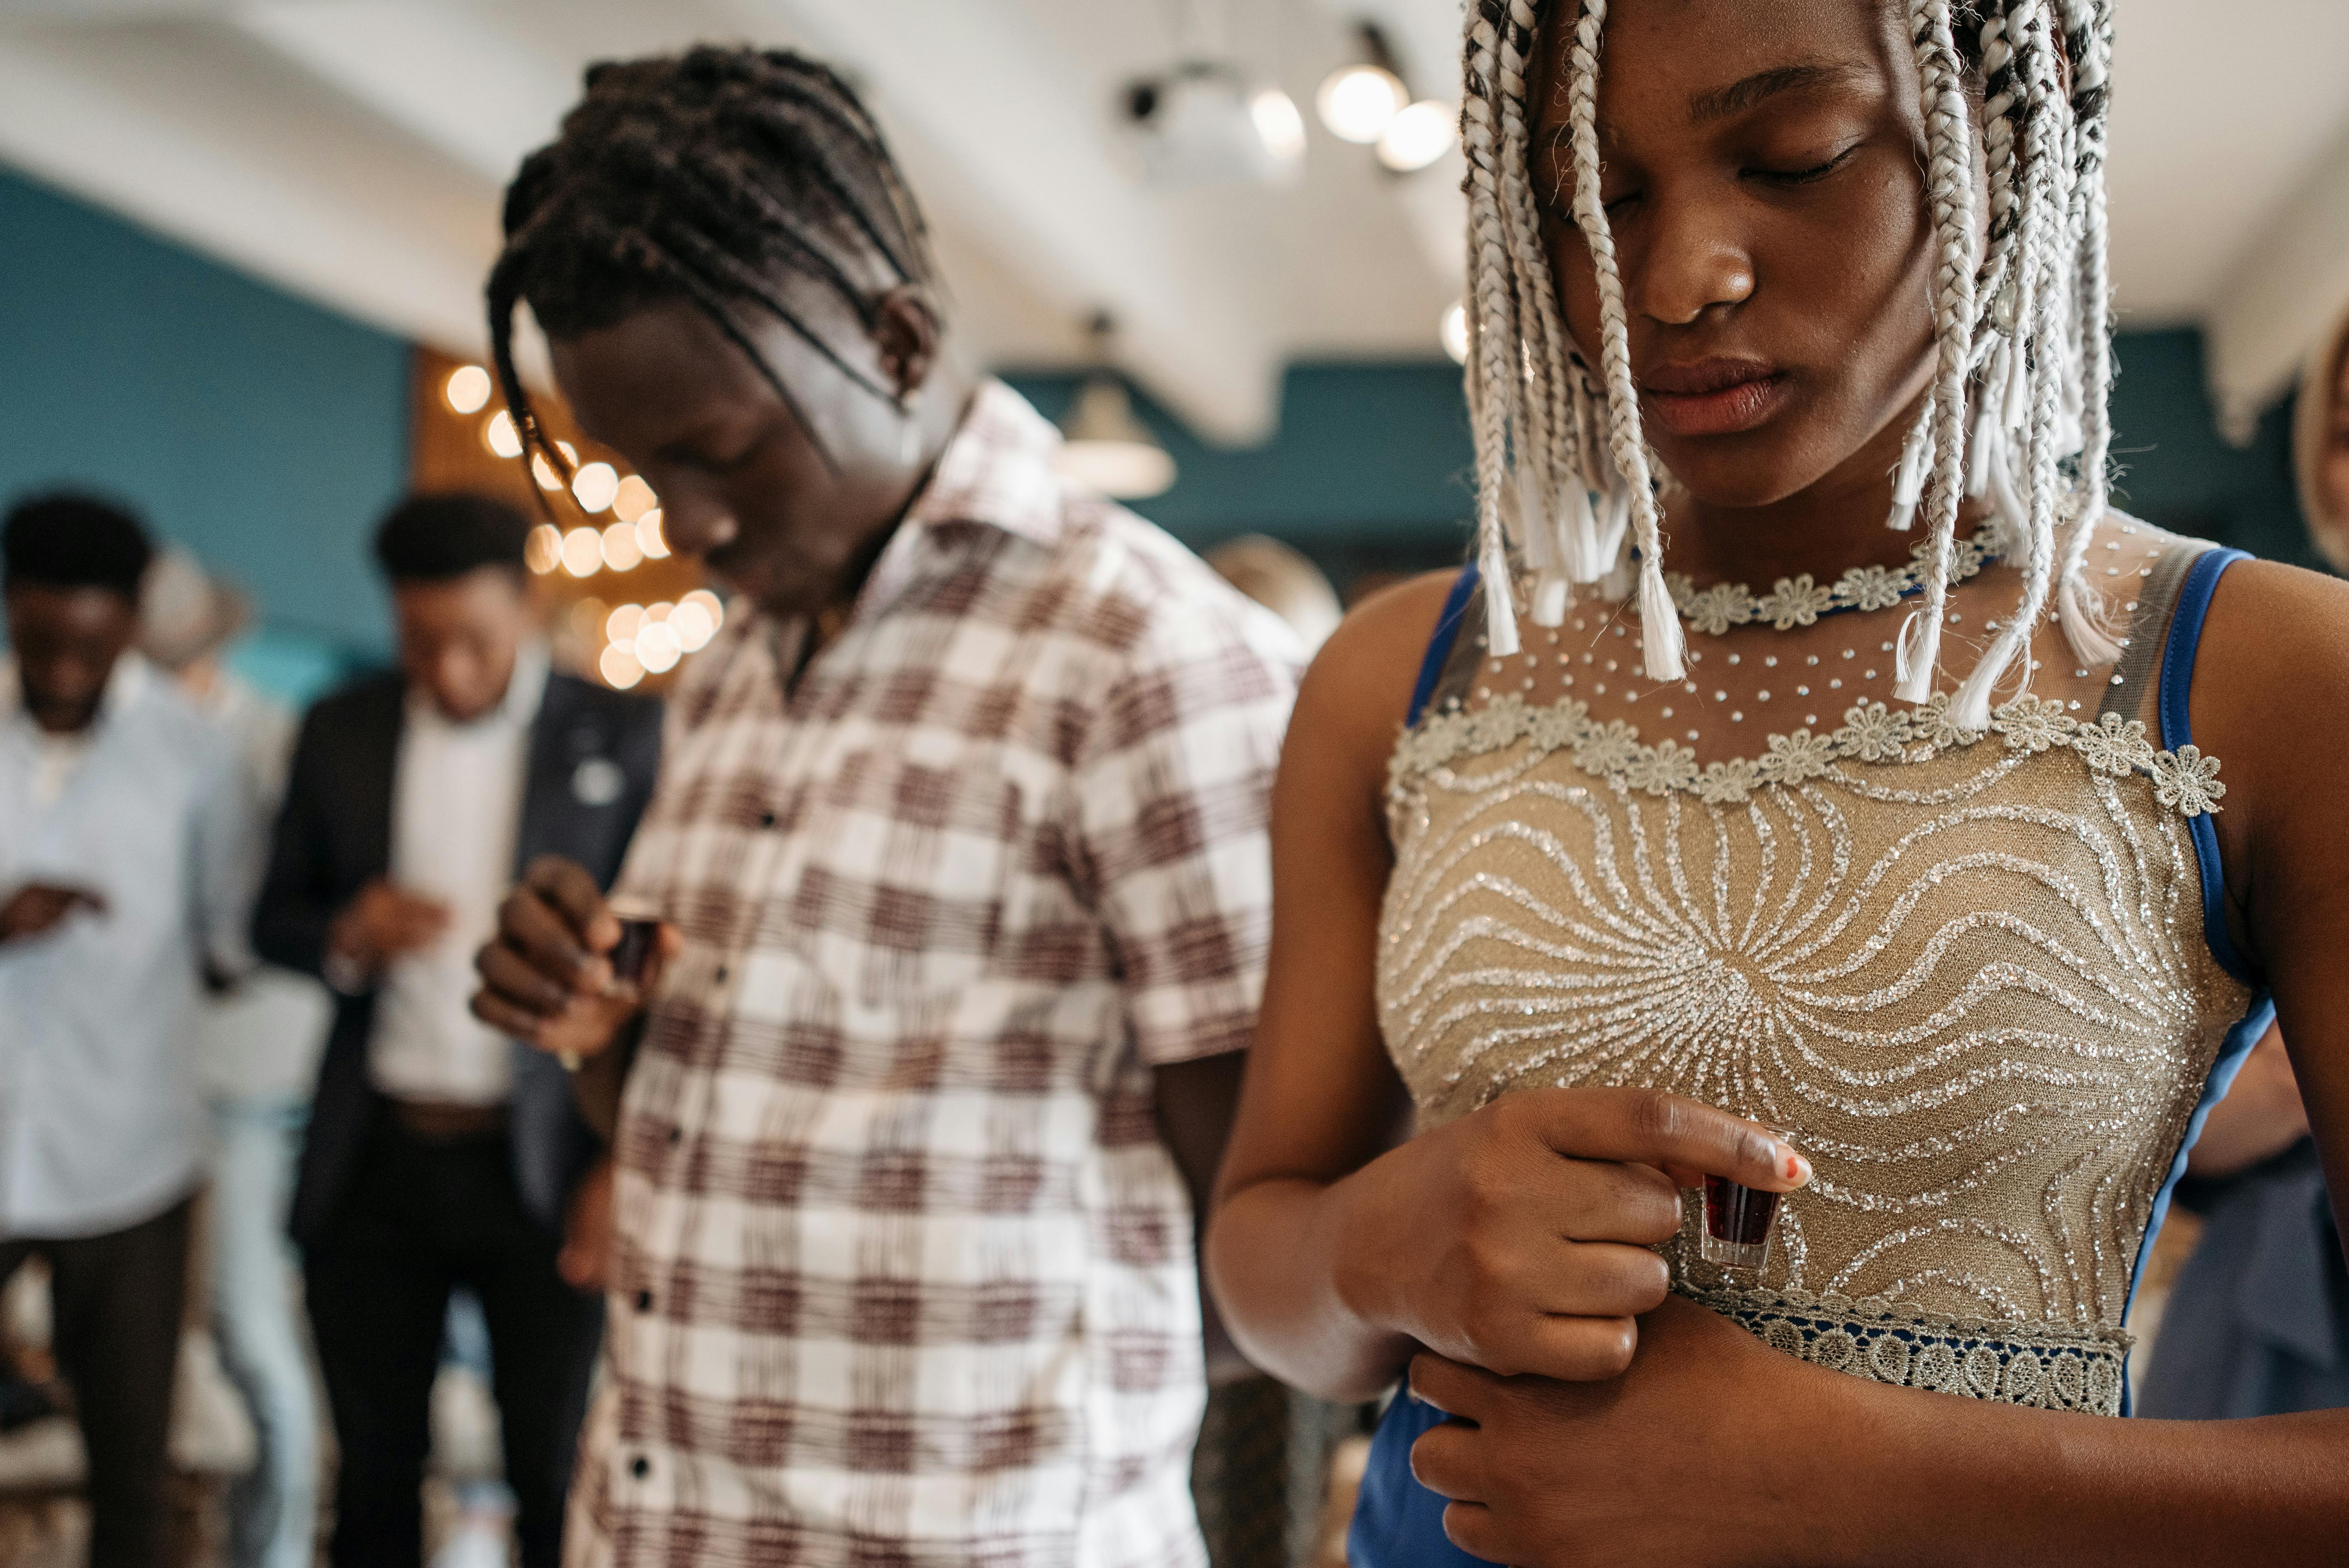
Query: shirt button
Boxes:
[
  {"xmin": 631, "ymin": 1455, "xmax": 651, "ymax": 1480},
  {"xmin": 636, "ymin": 1289, "xmax": 654, "ymax": 1313},
  {"xmin": 667, "ymin": 1126, "xmax": 682, "ymax": 1146},
  {"xmin": 759, "ymin": 809, "xmax": 778, "ymax": 829},
  {"xmin": 715, "ymin": 965, "xmax": 729, "ymax": 983}
]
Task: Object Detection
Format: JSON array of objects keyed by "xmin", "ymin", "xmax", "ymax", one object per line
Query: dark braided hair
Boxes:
[{"xmin": 488, "ymin": 47, "xmax": 939, "ymax": 483}]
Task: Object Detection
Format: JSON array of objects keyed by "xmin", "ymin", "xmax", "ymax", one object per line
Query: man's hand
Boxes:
[
  {"xmin": 0, "ymin": 883, "xmax": 106, "ymax": 945},
  {"xmin": 1329, "ymin": 1088, "xmax": 1809, "ymax": 1383},
  {"xmin": 558, "ymin": 1156, "xmax": 617, "ymax": 1293},
  {"xmin": 471, "ymin": 855, "xmax": 678, "ymax": 1062},
  {"xmin": 327, "ymin": 880, "xmax": 451, "ymax": 972},
  {"xmin": 1406, "ymin": 1294, "xmax": 1843, "ymax": 1568}
]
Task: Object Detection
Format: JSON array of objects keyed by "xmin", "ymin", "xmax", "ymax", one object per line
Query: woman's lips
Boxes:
[{"xmin": 1640, "ymin": 360, "xmax": 1792, "ymax": 438}]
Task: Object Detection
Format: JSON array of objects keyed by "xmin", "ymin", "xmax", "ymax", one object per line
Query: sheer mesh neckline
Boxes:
[{"xmin": 1397, "ymin": 516, "xmax": 2223, "ymax": 819}]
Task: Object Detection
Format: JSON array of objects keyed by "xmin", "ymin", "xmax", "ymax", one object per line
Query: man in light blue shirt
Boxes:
[{"xmin": 0, "ymin": 493, "xmax": 252, "ymax": 1568}]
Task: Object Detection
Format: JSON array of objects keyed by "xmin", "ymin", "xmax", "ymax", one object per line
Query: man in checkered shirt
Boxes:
[{"xmin": 470, "ymin": 49, "xmax": 1302, "ymax": 1567}]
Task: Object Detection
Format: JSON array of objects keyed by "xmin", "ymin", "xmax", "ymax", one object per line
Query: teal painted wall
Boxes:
[{"xmin": 0, "ymin": 166, "xmax": 412, "ymax": 681}]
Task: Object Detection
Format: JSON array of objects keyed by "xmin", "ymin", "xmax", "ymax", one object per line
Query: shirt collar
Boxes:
[
  {"xmin": 406, "ymin": 639, "xmax": 550, "ymax": 732},
  {"xmin": 900, "ymin": 379, "xmax": 1073, "ymax": 552},
  {"xmin": 1, "ymin": 649, "xmax": 154, "ymax": 735}
]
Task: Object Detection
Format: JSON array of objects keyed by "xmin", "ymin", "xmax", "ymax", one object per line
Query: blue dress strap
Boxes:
[
  {"xmin": 2158, "ymin": 547, "xmax": 2257, "ymax": 987},
  {"xmin": 2118, "ymin": 543, "xmax": 2274, "ymax": 1409},
  {"xmin": 1406, "ymin": 563, "xmax": 1482, "ymax": 730}
]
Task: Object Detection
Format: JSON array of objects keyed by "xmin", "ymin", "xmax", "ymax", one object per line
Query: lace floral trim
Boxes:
[
  {"xmin": 1668, "ymin": 530, "xmax": 1995, "ymax": 634},
  {"xmin": 1390, "ymin": 693, "xmax": 2225, "ymax": 819},
  {"xmin": 1682, "ymin": 1280, "xmax": 2131, "ymax": 1416}
]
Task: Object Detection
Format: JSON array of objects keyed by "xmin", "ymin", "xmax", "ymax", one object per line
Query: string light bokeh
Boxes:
[{"xmin": 422, "ymin": 351, "xmax": 721, "ymax": 691}]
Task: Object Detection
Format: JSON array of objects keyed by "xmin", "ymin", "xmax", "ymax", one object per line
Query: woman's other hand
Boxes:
[{"xmin": 1406, "ymin": 1294, "xmax": 1836, "ymax": 1568}]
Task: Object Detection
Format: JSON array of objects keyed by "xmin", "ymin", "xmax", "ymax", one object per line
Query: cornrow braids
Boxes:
[
  {"xmin": 1456, "ymin": 0, "xmax": 2117, "ymax": 721},
  {"xmin": 486, "ymin": 47, "xmax": 938, "ymax": 490}
]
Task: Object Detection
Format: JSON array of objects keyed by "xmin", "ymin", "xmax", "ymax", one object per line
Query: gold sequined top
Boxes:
[{"xmin": 1377, "ymin": 519, "xmax": 2268, "ymax": 1414}]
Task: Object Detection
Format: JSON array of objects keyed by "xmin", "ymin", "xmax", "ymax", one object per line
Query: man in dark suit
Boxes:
[{"xmin": 255, "ymin": 493, "xmax": 659, "ymax": 1568}]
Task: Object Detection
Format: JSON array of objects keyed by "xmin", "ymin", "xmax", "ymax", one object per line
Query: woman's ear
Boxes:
[{"xmin": 869, "ymin": 285, "xmax": 943, "ymax": 401}]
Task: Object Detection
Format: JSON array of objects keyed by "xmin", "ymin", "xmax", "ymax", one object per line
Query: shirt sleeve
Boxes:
[{"xmin": 1072, "ymin": 597, "xmax": 1301, "ymax": 1067}]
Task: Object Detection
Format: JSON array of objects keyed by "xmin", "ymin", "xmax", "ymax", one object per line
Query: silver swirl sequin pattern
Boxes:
[{"xmin": 1378, "ymin": 729, "xmax": 2254, "ymax": 1339}]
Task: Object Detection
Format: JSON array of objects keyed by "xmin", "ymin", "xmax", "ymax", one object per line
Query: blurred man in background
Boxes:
[
  {"xmin": 255, "ymin": 494, "xmax": 660, "ymax": 1568},
  {"xmin": 0, "ymin": 494, "xmax": 252, "ymax": 1568},
  {"xmin": 143, "ymin": 548, "xmax": 333, "ymax": 1568}
]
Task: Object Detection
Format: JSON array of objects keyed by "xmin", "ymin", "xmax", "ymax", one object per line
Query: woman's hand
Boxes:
[
  {"xmin": 1406, "ymin": 1293, "xmax": 1842, "ymax": 1568},
  {"xmin": 1330, "ymin": 1088, "xmax": 1809, "ymax": 1382}
]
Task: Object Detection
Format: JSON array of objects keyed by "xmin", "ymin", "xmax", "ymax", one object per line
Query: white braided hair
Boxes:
[{"xmin": 1458, "ymin": 0, "xmax": 2122, "ymax": 720}]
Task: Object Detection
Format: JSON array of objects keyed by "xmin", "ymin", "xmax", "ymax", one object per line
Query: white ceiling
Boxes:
[{"xmin": 3, "ymin": 0, "xmax": 2346, "ymax": 442}]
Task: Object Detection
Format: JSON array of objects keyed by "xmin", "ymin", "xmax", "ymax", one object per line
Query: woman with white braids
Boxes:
[{"xmin": 1206, "ymin": 0, "xmax": 2349, "ymax": 1562}]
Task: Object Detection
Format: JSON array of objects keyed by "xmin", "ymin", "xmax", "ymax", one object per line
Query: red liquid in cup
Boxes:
[
  {"xmin": 1704, "ymin": 1175, "xmax": 1781, "ymax": 1244},
  {"xmin": 1701, "ymin": 1174, "xmax": 1783, "ymax": 1271}
]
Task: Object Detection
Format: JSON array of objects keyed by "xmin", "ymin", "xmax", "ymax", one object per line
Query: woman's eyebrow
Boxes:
[{"xmin": 1687, "ymin": 61, "xmax": 1872, "ymax": 125}]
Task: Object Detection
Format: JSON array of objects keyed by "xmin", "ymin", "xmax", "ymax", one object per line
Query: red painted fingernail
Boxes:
[{"xmin": 1784, "ymin": 1149, "xmax": 1813, "ymax": 1184}]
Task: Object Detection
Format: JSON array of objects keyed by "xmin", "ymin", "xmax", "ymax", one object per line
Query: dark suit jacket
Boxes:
[{"xmin": 255, "ymin": 668, "xmax": 661, "ymax": 1250}]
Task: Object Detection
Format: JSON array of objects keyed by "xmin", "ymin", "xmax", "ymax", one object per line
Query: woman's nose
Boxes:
[{"xmin": 1630, "ymin": 200, "xmax": 1755, "ymax": 326}]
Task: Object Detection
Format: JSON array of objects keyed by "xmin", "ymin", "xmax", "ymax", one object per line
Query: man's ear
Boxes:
[{"xmin": 870, "ymin": 285, "xmax": 943, "ymax": 402}]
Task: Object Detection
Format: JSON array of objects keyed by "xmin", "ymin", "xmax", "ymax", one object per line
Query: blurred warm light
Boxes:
[
  {"xmin": 635, "ymin": 618, "xmax": 682, "ymax": 674},
  {"xmin": 606, "ymin": 603, "xmax": 644, "ymax": 644},
  {"xmin": 533, "ymin": 453, "xmax": 564, "ymax": 491},
  {"xmin": 573, "ymin": 461, "xmax": 621, "ymax": 514},
  {"xmin": 444, "ymin": 365, "xmax": 493, "ymax": 415},
  {"xmin": 1378, "ymin": 100, "xmax": 1456, "ymax": 172},
  {"xmin": 612, "ymin": 475, "xmax": 657, "ymax": 524},
  {"xmin": 1316, "ymin": 64, "xmax": 1405, "ymax": 144},
  {"xmin": 681, "ymin": 587, "xmax": 724, "ymax": 621},
  {"xmin": 670, "ymin": 597, "xmax": 716, "ymax": 652},
  {"xmin": 1250, "ymin": 88, "xmax": 1308, "ymax": 166},
  {"xmin": 600, "ymin": 521, "xmax": 643, "ymax": 572},
  {"xmin": 1440, "ymin": 300, "xmax": 1470, "ymax": 365},
  {"xmin": 557, "ymin": 441, "xmax": 578, "ymax": 465},
  {"xmin": 636, "ymin": 509, "xmax": 670, "ymax": 559},
  {"xmin": 644, "ymin": 600, "xmax": 673, "ymax": 623},
  {"xmin": 485, "ymin": 410, "xmax": 523, "ymax": 459},
  {"xmin": 599, "ymin": 643, "xmax": 645, "ymax": 689},
  {"xmin": 524, "ymin": 524, "xmax": 562, "ymax": 575},
  {"xmin": 560, "ymin": 526, "xmax": 603, "ymax": 578}
]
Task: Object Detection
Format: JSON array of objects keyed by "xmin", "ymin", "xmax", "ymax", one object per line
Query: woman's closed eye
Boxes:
[{"xmin": 1747, "ymin": 141, "xmax": 1864, "ymax": 189}]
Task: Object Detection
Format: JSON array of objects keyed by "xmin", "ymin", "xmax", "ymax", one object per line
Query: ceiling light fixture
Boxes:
[
  {"xmin": 1440, "ymin": 300, "xmax": 1470, "ymax": 365},
  {"xmin": 1316, "ymin": 21, "xmax": 1407, "ymax": 145},
  {"xmin": 1377, "ymin": 99, "xmax": 1457, "ymax": 173},
  {"xmin": 1250, "ymin": 88, "xmax": 1308, "ymax": 167},
  {"xmin": 1055, "ymin": 315, "xmax": 1177, "ymax": 501},
  {"xmin": 1126, "ymin": 62, "xmax": 1305, "ymax": 187}
]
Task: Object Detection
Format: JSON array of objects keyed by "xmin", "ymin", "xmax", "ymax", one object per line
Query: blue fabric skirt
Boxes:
[{"xmin": 1349, "ymin": 1393, "xmax": 1485, "ymax": 1567}]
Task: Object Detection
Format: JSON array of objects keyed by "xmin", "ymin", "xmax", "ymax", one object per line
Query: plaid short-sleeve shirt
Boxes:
[{"xmin": 570, "ymin": 382, "xmax": 1301, "ymax": 1568}]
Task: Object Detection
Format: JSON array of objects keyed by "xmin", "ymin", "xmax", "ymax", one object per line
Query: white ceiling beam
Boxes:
[
  {"xmin": 2201, "ymin": 120, "xmax": 2349, "ymax": 442},
  {"xmin": 232, "ymin": 2, "xmax": 579, "ymax": 188},
  {"xmin": 726, "ymin": 0, "xmax": 1282, "ymax": 445},
  {"xmin": 0, "ymin": 18, "xmax": 498, "ymax": 353}
]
